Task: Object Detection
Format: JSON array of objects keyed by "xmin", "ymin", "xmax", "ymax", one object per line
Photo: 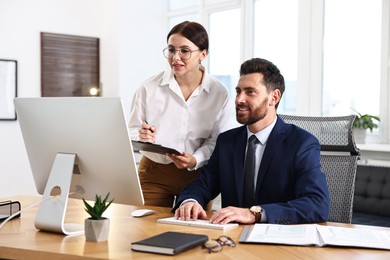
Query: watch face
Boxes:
[{"xmin": 250, "ymin": 206, "xmax": 261, "ymax": 214}]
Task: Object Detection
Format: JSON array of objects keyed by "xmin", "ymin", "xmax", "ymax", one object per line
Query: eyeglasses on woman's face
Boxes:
[
  {"xmin": 163, "ymin": 47, "xmax": 200, "ymax": 60},
  {"xmin": 202, "ymin": 235, "xmax": 236, "ymax": 253}
]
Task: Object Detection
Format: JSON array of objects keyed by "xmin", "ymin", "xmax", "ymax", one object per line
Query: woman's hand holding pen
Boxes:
[
  {"xmin": 139, "ymin": 121, "xmax": 156, "ymax": 143},
  {"xmin": 139, "ymin": 120, "xmax": 197, "ymax": 169}
]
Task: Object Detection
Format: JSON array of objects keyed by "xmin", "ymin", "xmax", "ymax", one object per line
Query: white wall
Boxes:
[
  {"xmin": 0, "ymin": 0, "xmax": 167, "ymax": 198},
  {"xmin": 117, "ymin": 0, "xmax": 168, "ymax": 117}
]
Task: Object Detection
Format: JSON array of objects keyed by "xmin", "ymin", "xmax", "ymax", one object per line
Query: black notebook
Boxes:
[{"xmin": 131, "ymin": 231, "xmax": 208, "ymax": 255}]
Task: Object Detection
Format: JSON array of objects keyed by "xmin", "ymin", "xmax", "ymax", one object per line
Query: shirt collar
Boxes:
[
  {"xmin": 246, "ymin": 117, "xmax": 277, "ymax": 145},
  {"xmin": 160, "ymin": 65, "xmax": 209, "ymax": 93}
]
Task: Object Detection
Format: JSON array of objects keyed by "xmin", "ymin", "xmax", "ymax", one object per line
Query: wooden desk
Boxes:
[{"xmin": 0, "ymin": 196, "xmax": 389, "ymax": 259}]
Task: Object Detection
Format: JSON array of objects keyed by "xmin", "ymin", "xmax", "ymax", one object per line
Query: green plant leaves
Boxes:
[
  {"xmin": 82, "ymin": 192, "xmax": 114, "ymax": 220},
  {"xmin": 352, "ymin": 111, "xmax": 380, "ymax": 132}
]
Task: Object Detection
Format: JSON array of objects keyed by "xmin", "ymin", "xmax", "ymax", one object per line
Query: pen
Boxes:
[{"xmin": 144, "ymin": 121, "xmax": 154, "ymax": 133}]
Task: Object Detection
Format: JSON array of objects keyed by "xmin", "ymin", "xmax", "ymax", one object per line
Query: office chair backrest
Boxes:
[{"xmin": 279, "ymin": 114, "xmax": 360, "ymax": 223}]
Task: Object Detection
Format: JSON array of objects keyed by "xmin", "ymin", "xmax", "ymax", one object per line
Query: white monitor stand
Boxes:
[{"xmin": 35, "ymin": 153, "xmax": 84, "ymax": 236}]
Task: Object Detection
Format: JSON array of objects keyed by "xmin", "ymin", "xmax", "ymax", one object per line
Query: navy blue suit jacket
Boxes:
[{"xmin": 175, "ymin": 116, "xmax": 330, "ymax": 224}]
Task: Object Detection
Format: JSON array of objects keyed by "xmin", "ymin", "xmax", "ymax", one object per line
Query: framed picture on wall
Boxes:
[
  {"xmin": 41, "ymin": 32, "xmax": 100, "ymax": 97},
  {"xmin": 0, "ymin": 59, "xmax": 17, "ymax": 120}
]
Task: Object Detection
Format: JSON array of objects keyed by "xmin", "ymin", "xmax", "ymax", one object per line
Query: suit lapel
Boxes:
[{"xmin": 255, "ymin": 117, "xmax": 287, "ymax": 198}]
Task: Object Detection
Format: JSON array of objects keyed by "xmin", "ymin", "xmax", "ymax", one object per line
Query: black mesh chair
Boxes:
[{"xmin": 279, "ymin": 114, "xmax": 360, "ymax": 223}]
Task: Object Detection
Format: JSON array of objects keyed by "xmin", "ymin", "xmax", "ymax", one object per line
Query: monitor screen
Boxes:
[{"xmin": 14, "ymin": 97, "xmax": 144, "ymax": 235}]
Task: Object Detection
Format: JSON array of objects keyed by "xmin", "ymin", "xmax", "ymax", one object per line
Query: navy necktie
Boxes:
[{"xmin": 243, "ymin": 135, "xmax": 259, "ymax": 208}]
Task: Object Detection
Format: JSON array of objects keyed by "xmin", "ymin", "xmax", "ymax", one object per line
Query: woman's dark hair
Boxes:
[
  {"xmin": 240, "ymin": 58, "xmax": 285, "ymax": 97},
  {"xmin": 167, "ymin": 21, "xmax": 209, "ymax": 51}
]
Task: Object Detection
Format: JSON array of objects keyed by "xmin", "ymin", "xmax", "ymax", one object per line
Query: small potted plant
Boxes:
[
  {"xmin": 83, "ymin": 192, "xmax": 114, "ymax": 242},
  {"xmin": 352, "ymin": 111, "xmax": 380, "ymax": 143}
]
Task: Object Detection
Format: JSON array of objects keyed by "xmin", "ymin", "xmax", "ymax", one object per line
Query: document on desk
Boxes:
[{"xmin": 239, "ymin": 224, "xmax": 390, "ymax": 250}]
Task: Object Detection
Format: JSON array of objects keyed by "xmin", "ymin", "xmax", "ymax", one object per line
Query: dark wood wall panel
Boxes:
[{"xmin": 41, "ymin": 32, "xmax": 100, "ymax": 97}]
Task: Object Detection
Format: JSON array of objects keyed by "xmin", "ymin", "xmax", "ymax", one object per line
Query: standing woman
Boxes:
[{"xmin": 128, "ymin": 21, "xmax": 235, "ymax": 207}]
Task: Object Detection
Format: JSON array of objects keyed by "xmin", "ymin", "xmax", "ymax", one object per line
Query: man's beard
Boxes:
[{"xmin": 236, "ymin": 97, "xmax": 269, "ymax": 125}]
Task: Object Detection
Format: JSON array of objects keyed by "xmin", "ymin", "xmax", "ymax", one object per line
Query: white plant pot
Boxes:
[
  {"xmin": 353, "ymin": 128, "xmax": 367, "ymax": 144},
  {"xmin": 84, "ymin": 218, "xmax": 110, "ymax": 242}
]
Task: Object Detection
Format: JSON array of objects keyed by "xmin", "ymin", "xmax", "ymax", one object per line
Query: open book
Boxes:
[{"xmin": 239, "ymin": 224, "xmax": 390, "ymax": 250}]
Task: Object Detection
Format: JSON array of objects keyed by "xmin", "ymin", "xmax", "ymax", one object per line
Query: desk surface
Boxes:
[{"xmin": 1, "ymin": 196, "xmax": 389, "ymax": 259}]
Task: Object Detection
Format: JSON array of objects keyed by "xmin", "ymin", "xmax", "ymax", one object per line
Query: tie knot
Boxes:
[{"xmin": 248, "ymin": 135, "xmax": 258, "ymax": 144}]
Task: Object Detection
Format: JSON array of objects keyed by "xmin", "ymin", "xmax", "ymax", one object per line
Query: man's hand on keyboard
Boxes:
[
  {"xmin": 209, "ymin": 206, "xmax": 255, "ymax": 224},
  {"xmin": 174, "ymin": 201, "xmax": 207, "ymax": 221}
]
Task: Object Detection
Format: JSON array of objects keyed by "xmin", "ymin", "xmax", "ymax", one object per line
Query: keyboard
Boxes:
[{"xmin": 157, "ymin": 217, "xmax": 239, "ymax": 231}]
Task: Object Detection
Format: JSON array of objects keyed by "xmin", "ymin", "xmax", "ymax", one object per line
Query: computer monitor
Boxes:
[{"xmin": 14, "ymin": 97, "xmax": 144, "ymax": 235}]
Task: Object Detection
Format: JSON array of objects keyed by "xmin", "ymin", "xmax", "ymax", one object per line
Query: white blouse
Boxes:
[{"xmin": 128, "ymin": 66, "xmax": 237, "ymax": 169}]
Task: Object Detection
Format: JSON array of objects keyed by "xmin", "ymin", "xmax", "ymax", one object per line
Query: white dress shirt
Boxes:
[
  {"xmin": 246, "ymin": 117, "xmax": 277, "ymax": 190},
  {"xmin": 245, "ymin": 117, "xmax": 277, "ymax": 222},
  {"xmin": 128, "ymin": 65, "xmax": 237, "ymax": 169}
]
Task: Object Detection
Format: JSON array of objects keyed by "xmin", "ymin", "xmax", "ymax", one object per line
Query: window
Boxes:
[
  {"xmin": 166, "ymin": 0, "xmax": 390, "ymax": 144},
  {"xmin": 168, "ymin": 14, "xmax": 199, "ymax": 29},
  {"xmin": 323, "ymin": 0, "xmax": 381, "ymax": 117},
  {"xmin": 253, "ymin": 0, "xmax": 299, "ymax": 114},
  {"xmin": 168, "ymin": 0, "xmax": 199, "ymax": 10},
  {"xmin": 209, "ymin": 8, "xmax": 240, "ymax": 96},
  {"xmin": 323, "ymin": 0, "xmax": 383, "ymax": 141}
]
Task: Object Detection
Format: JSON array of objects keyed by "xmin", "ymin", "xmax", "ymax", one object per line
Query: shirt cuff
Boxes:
[
  {"xmin": 180, "ymin": 198, "xmax": 197, "ymax": 207},
  {"xmin": 260, "ymin": 209, "xmax": 267, "ymax": 222}
]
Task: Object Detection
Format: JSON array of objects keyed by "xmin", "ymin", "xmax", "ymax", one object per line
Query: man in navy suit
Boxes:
[{"xmin": 172, "ymin": 58, "xmax": 330, "ymax": 224}]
